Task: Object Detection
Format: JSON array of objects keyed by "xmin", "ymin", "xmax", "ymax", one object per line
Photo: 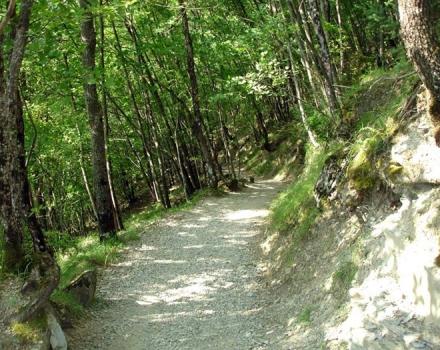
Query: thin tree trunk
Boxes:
[
  {"xmin": 286, "ymin": 43, "xmax": 319, "ymax": 147},
  {"xmin": 179, "ymin": 0, "xmax": 218, "ymax": 189},
  {"xmin": 306, "ymin": 0, "xmax": 341, "ymax": 118},
  {"xmin": 99, "ymin": 5, "xmax": 124, "ymax": 229}
]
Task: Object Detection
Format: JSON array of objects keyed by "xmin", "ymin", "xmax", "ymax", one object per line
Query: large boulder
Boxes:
[{"xmin": 65, "ymin": 270, "xmax": 97, "ymax": 306}]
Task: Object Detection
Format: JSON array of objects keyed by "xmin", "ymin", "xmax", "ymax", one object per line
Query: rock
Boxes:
[
  {"xmin": 65, "ymin": 270, "xmax": 97, "ymax": 306},
  {"xmin": 46, "ymin": 308, "xmax": 67, "ymax": 350},
  {"xmin": 249, "ymin": 176, "xmax": 255, "ymax": 184},
  {"xmin": 314, "ymin": 155, "xmax": 345, "ymax": 205},
  {"xmin": 391, "ymin": 111, "xmax": 440, "ymax": 185},
  {"xmin": 226, "ymin": 179, "xmax": 240, "ymax": 192}
]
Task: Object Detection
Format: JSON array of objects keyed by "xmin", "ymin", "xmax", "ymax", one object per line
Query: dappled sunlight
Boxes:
[
  {"xmin": 67, "ymin": 180, "xmax": 286, "ymax": 349},
  {"xmin": 183, "ymin": 244, "xmax": 204, "ymax": 249},
  {"xmin": 177, "ymin": 231, "xmax": 197, "ymax": 238},
  {"xmin": 136, "ymin": 244, "xmax": 158, "ymax": 251},
  {"xmin": 224, "ymin": 209, "xmax": 270, "ymax": 221},
  {"xmin": 137, "ymin": 275, "xmax": 217, "ymax": 305},
  {"xmin": 325, "ymin": 187, "xmax": 440, "ymax": 349},
  {"xmin": 182, "ymin": 223, "xmax": 206, "ymax": 229},
  {"xmin": 152, "ymin": 259, "xmax": 187, "ymax": 265},
  {"xmin": 222, "ymin": 239, "xmax": 249, "ymax": 246}
]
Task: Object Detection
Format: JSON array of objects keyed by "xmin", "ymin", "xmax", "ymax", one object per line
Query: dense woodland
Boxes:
[{"xmin": 1, "ymin": 0, "xmax": 440, "ymax": 329}]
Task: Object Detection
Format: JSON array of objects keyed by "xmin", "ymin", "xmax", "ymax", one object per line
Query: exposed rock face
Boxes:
[
  {"xmin": 314, "ymin": 155, "xmax": 345, "ymax": 205},
  {"xmin": 65, "ymin": 270, "xmax": 97, "ymax": 306},
  {"xmin": 328, "ymin": 108, "xmax": 440, "ymax": 349},
  {"xmin": 391, "ymin": 111, "xmax": 440, "ymax": 185}
]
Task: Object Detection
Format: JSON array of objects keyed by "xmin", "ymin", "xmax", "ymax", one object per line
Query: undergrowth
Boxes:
[
  {"xmin": 345, "ymin": 59, "xmax": 417, "ymax": 191},
  {"xmin": 244, "ymin": 122, "xmax": 304, "ymax": 178},
  {"xmin": 10, "ymin": 315, "xmax": 47, "ymax": 344},
  {"xmin": 270, "ymin": 144, "xmax": 339, "ymax": 240},
  {"xmin": 266, "ymin": 57, "xmax": 417, "ymax": 272},
  {"xmin": 297, "ymin": 305, "xmax": 314, "ymax": 325}
]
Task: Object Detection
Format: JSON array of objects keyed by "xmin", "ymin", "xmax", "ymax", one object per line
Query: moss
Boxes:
[
  {"xmin": 344, "ymin": 58, "xmax": 418, "ymax": 193},
  {"xmin": 347, "ymin": 134, "xmax": 384, "ymax": 191},
  {"xmin": 10, "ymin": 315, "xmax": 47, "ymax": 344},
  {"xmin": 387, "ymin": 162, "xmax": 403, "ymax": 177}
]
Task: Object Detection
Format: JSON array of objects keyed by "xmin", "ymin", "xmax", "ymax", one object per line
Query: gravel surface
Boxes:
[{"xmin": 67, "ymin": 180, "xmax": 286, "ymax": 350}]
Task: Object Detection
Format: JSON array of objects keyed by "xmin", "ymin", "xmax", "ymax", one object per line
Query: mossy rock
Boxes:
[
  {"xmin": 386, "ymin": 162, "xmax": 404, "ymax": 178},
  {"xmin": 347, "ymin": 136, "xmax": 384, "ymax": 191}
]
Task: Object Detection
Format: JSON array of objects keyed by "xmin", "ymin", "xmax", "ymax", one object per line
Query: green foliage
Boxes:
[
  {"xmin": 305, "ymin": 107, "xmax": 333, "ymax": 142},
  {"xmin": 56, "ymin": 234, "xmax": 120, "ymax": 289},
  {"xmin": 51, "ymin": 290, "xmax": 85, "ymax": 317},
  {"xmin": 345, "ymin": 58, "xmax": 417, "ymax": 191},
  {"xmin": 297, "ymin": 305, "xmax": 314, "ymax": 325}
]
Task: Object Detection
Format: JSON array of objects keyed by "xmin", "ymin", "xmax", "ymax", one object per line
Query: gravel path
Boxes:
[{"xmin": 68, "ymin": 180, "xmax": 286, "ymax": 350}]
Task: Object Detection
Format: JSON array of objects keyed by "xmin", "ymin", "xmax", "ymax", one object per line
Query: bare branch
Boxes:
[{"xmin": 0, "ymin": 0, "xmax": 17, "ymax": 36}]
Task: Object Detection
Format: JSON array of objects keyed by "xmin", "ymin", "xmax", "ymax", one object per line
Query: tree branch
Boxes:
[{"xmin": 0, "ymin": 0, "xmax": 17, "ymax": 36}]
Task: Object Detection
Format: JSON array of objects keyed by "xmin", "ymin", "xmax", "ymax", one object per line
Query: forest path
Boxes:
[{"xmin": 68, "ymin": 180, "xmax": 287, "ymax": 350}]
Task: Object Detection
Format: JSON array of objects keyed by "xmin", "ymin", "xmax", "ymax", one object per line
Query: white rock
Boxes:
[{"xmin": 46, "ymin": 310, "xmax": 67, "ymax": 350}]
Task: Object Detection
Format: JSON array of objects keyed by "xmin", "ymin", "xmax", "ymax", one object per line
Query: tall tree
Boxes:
[
  {"xmin": 0, "ymin": 0, "xmax": 59, "ymax": 322},
  {"xmin": 0, "ymin": 0, "xmax": 52, "ymax": 270},
  {"xmin": 79, "ymin": 0, "xmax": 118, "ymax": 239},
  {"xmin": 398, "ymin": 0, "xmax": 440, "ymax": 146},
  {"xmin": 179, "ymin": 0, "xmax": 219, "ymax": 189}
]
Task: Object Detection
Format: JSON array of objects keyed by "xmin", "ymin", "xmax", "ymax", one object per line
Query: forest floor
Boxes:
[{"xmin": 67, "ymin": 180, "xmax": 292, "ymax": 350}]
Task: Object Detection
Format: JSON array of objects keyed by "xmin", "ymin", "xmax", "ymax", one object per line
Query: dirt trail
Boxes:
[{"xmin": 68, "ymin": 180, "xmax": 287, "ymax": 350}]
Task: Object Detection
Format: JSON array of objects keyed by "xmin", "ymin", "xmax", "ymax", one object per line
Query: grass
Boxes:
[
  {"xmin": 344, "ymin": 59, "xmax": 418, "ymax": 191},
  {"xmin": 297, "ymin": 305, "xmax": 314, "ymax": 325},
  {"xmin": 10, "ymin": 315, "xmax": 47, "ymax": 344},
  {"xmin": 270, "ymin": 144, "xmax": 340, "ymax": 240},
  {"xmin": 265, "ymin": 57, "xmax": 417, "ymax": 280},
  {"xmin": 333, "ymin": 261, "xmax": 358, "ymax": 290}
]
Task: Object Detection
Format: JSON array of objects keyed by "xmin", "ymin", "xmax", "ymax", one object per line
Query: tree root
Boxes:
[{"xmin": 8, "ymin": 253, "xmax": 60, "ymax": 325}]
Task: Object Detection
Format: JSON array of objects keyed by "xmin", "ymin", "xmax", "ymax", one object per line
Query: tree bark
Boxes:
[
  {"xmin": 179, "ymin": 0, "xmax": 218, "ymax": 189},
  {"xmin": 398, "ymin": 0, "xmax": 440, "ymax": 146},
  {"xmin": 99, "ymin": 5, "xmax": 124, "ymax": 229},
  {"xmin": 306, "ymin": 0, "xmax": 341, "ymax": 119},
  {"xmin": 79, "ymin": 0, "xmax": 117, "ymax": 240},
  {"xmin": 0, "ymin": 1, "xmax": 59, "ymax": 321}
]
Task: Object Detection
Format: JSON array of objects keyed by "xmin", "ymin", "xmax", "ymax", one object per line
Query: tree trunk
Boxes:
[
  {"xmin": 79, "ymin": 0, "xmax": 117, "ymax": 240},
  {"xmin": 398, "ymin": 0, "xmax": 440, "ymax": 146},
  {"xmin": 306, "ymin": 0, "xmax": 341, "ymax": 119},
  {"xmin": 179, "ymin": 0, "xmax": 218, "ymax": 189},
  {"xmin": 0, "ymin": 1, "xmax": 59, "ymax": 322},
  {"xmin": 99, "ymin": 6, "xmax": 124, "ymax": 229}
]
